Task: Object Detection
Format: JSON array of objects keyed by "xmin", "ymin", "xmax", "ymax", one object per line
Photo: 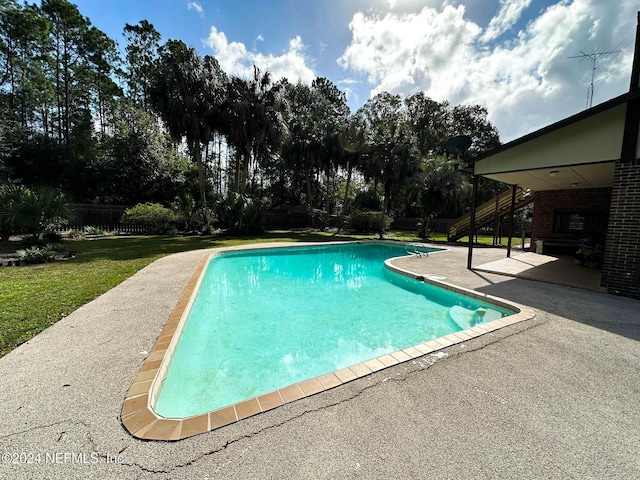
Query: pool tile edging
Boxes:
[{"xmin": 121, "ymin": 242, "xmax": 536, "ymax": 441}]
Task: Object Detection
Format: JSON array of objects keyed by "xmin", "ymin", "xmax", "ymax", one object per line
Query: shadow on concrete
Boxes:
[
  {"xmin": 474, "ymin": 252, "xmax": 604, "ymax": 292},
  {"xmin": 475, "ymin": 276, "xmax": 640, "ymax": 342}
]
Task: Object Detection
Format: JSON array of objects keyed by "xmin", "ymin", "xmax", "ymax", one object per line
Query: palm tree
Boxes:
[
  {"xmin": 280, "ymin": 81, "xmax": 316, "ymax": 206},
  {"xmin": 149, "ymin": 40, "xmax": 226, "ymax": 207},
  {"xmin": 310, "ymin": 78, "xmax": 349, "ymax": 217},
  {"xmin": 411, "ymin": 155, "xmax": 467, "ymax": 238},
  {"xmin": 338, "ymin": 113, "xmax": 367, "ymax": 216},
  {"xmin": 358, "ymin": 93, "xmax": 420, "ymax": 235},
  {"xmin": 224, "ymin": 66, "xmax": 288, "ymax": 195}
]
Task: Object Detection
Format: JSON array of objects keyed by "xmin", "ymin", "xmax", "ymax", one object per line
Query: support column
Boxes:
[
  {"xmin": 507, "ymin": 186, "xmax": 517, "ymax": 258},
  {"xmin": 493, "ymin": 196, "xmax": 499, "ymax": 246},
  {"xmin": 467, "ymin": 175, "xmax": 478, "ymax": 270},
  {"xmin": 601, "ymin": 11, "xmax": 640, "ymax": 299}
]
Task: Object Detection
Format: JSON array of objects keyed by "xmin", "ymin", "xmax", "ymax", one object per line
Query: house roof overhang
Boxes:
[{"xmin": 466, "ymin": 89, "xmax": 640, "ymax": 191}]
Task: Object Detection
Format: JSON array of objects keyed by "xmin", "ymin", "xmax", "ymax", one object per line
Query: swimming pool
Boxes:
[
  {"xmin": 122, "ymin": 241, "xmax": 534, "ymax": 440},
  {"xmin": 154, "ymin": 243, "xmax": 511, "ymax": 418}
]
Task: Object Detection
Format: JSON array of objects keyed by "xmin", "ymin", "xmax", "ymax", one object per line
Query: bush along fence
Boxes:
[
  {"xmin": 51, "ymin": 203, "xmax": 457, "ymax": 235},
  {"xmin": 60, "ymin": 203, "xmax": 183, "ymax": 234},
  {"xmin": 58, "ymin": 204, "xmax": 316, "ymax": 233},
  {"xmin": 261, "ymin": 211, "xmax": 452, "ymax": 232},
  {"xmin": 56, "ymin": 204, "xmax": 135, "ymax": 233},
  {"xmin": 390, "ymin": 217, "xmax": 453, "ymax": 233}
]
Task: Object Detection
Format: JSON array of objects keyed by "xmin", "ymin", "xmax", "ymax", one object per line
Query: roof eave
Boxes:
[{"xmin": 468, "ymin": 89, "xmax": 640, "ymax": 168}]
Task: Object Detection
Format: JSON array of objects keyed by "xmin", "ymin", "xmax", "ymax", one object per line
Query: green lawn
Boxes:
[
  {"xmin": 426, "ymin": 233, "xmax": 528, "ymax": 248},
  {"xmin": 0, "ymin": 230, "xmax": 527, "ymax": 359},
  {"xmin": 0, "ymin": 231, "xmax": 366, "ymax": 358}
]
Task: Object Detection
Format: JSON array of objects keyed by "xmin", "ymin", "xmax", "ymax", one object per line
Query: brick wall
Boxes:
[
  {"xmin": 531, "ymin": 187, "xmax": 612, "ymax": 246},
  {"xmin": 601, "ymin": 159, "xmax": 640, "ymax": 299}
]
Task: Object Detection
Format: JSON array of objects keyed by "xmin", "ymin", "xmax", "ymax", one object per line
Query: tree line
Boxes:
[{"xmin": 0, "ymin": 0, "xmax": 505, "ymax": 235}]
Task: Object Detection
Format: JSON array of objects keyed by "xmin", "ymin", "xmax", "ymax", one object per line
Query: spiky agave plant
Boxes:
[{"xmin": 0, "ymin": 184, "xmax": 75, "ymax": 240}]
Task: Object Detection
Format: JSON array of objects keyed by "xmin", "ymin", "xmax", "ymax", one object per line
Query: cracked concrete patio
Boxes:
[{"xmin": 1, "ymin": 243, "xmax": 639, "ymax": 479}]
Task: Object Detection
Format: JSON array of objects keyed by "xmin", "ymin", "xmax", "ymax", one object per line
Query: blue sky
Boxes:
[{"xmin": 72, "ymin": 0, "xmax": 638, "ymax": 142}]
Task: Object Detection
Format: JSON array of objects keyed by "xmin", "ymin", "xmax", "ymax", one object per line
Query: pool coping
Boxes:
[{"xmin": 121, "ymin": 241, "xmax": 536, "ymax": 441}]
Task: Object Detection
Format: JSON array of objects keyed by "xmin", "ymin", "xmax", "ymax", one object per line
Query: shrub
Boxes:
[
  {"xmin": 43, "ymin": 231, "xmax": 63, "ymax": 243},
  {"xmin": 20, "ymin": 233, "xmax": 63, "ymax": 248},
  {"xmin": 348, "ymin": 210, "xmax": 392, "ymax": 233},
  {"xmin": 188, "ymin": 207, "xmax": 217, "ymax": 233},
  {"xmin": 121, "ymin": 203, "xmax": 179, "ymax": 235},
  {"xmin": 84, "ymin": 226, "xmax": 104, "ymax": 235},
  {"xmin": 20, "ymin": 234, "xmax": 45, "ymax": 248},
  {"xmin": 46, "ymin": 242, "xmax": 64, "ymax": 252},
  {"xmin": 172, "ymin": 193, "xmax": 216, "ymax": 232},
  {"xmin": 16, "ymin": 246, "xmax": 55, "ymax": 263},
  {"xmin": 0, "ymin": 184, "xmax": 74, "ymax": 239},
  {"xmin": 352, "ymin": 188, "xmax": 382, "ymax": 211},
  {"xmin": 312, "ymin": 210, "xmax": 328, "ymax": 231},
  {"xmin": 216, "ymin": 193, "xmax": 263, "ymax": 235}
]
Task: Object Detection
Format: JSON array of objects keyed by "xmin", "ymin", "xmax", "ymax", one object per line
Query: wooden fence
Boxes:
[
  {"xmin": 58, "ymin": 204, "xmax": 457, "ymax": 235},
  {"xmin": 262, "ymin": 212, "xmax": 453, "ymax": 232},
  {"xmin": 62, "ymin": 204, "xmax": 133, "ymax": 232},
  {"xmin": 390, "ymin": 217, "xmax": 453, "ymax": 233},
  {"xmin": 261, "ymin": 210, "xmax": 316, "ymax": 229}
]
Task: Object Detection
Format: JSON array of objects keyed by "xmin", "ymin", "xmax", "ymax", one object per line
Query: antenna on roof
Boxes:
[{"xmin": 568, "ymin": 46, "xmax": 622, "ymax": 108}]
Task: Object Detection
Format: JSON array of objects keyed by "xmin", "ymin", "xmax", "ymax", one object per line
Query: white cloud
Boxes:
[
  {"xmin": 255, "ymin": 34, "xmax": 265, "ymax": 42},
  {"xmin": 338, "ymin": 78, "xmax": 363, "ymax": 105},
  {"xmin": 385, "ymin": 0, "xmax": 442, "ymax": 13},
  {"xmin": 187, "ymin": 1, "xmax": 203, "ymax": 14},
  {"xmin": 481, "ymin": 0, "xmax": 532, "ymax": 42},
  {"xmin": 339, "ymin": 0, "xmax": 637, "ymax": 141},
  {"xmin": 206, "ymin": 27, "xmax": 316, "ymax": 84},
  {"xmin": 338, "ymin": 78, "xmax": 362, "ymax": 85},
  {"xmin": 339, "ymin": 5, "xmax": 481, "ymax": 97}
]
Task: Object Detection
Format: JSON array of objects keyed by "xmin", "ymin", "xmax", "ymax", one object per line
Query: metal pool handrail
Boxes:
[{"xmin": 406, "ymin": 243, "xmax": 430, "ymax": 257}]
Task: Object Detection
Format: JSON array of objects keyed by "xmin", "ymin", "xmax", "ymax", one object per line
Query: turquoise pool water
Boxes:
[{"xmin": 154, "ymin": 243, "xmax": 512, "ymax": 418}]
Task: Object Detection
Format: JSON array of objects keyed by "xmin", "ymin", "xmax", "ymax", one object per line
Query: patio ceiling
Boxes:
[
  {"xmin": 467, "ymin": 91, "xmax": 640, "ymax": 191},
  {"xmin": 480, "ymin": 161, "xmax": 616, "ymax": 191}
]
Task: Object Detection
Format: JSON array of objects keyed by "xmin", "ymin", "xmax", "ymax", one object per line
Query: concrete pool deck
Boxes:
[{"xmin": 1, "ymin": 242, "xmax": 639, "ymax": 479}]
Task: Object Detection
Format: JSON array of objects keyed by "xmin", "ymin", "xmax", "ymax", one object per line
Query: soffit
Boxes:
[{"xmin": 482, "ymin": 161, "xmax": 616, "ymax": 191}]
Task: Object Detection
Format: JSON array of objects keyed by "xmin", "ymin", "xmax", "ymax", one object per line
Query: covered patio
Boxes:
[
  {"xmin": 463, "ymin": 12, "xmax": 640, "ymax": 300},
  {"xmin": 474, "ymin": 251, "xmax": 606, "ymax": 292}
]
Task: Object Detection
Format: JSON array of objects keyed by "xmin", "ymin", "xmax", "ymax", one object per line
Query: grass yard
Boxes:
[
  {"xmin": 0, "ymin": 231, "xmax": 366, "ymax": 358},
  {"xmin": 0, "ymin": 230, "xmax": 527, "ymax": 359}
]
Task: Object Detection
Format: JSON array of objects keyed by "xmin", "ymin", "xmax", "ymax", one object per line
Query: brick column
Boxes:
[{"xmin": 601, "ymin": 159, "xmax": 640, "ymax": 298}]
